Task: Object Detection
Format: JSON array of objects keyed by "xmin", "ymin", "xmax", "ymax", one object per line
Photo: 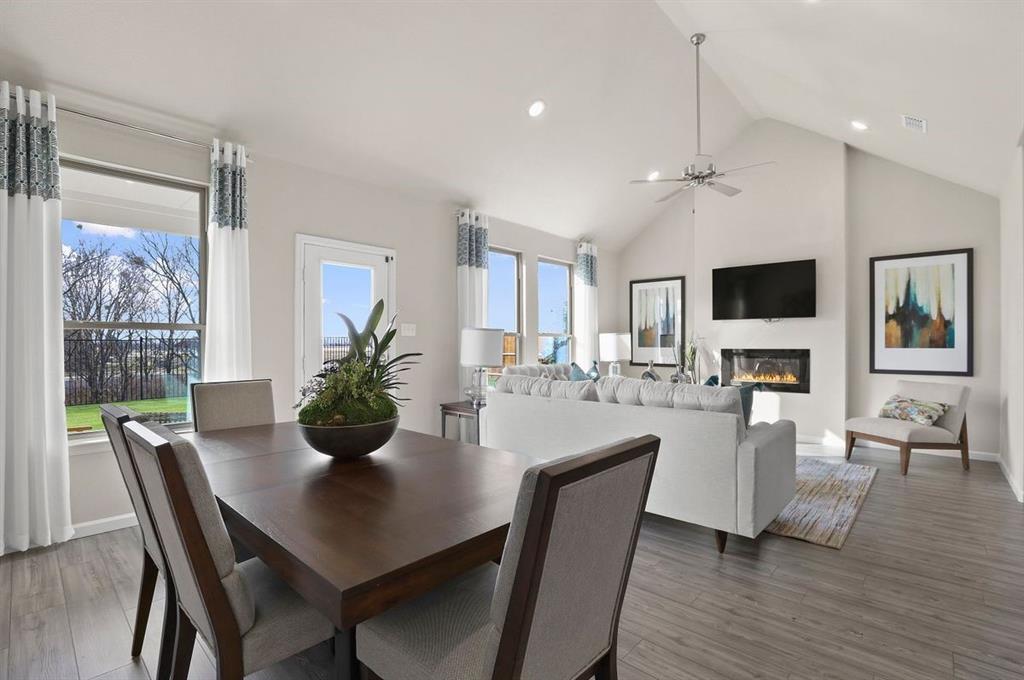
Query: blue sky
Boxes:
[
  {"xmin": 322, "ymin": 264, "xmax": 373, "ymax": 337},
  {"xmin": 487, "ymin": 252, "xmax": 569, "ymax": 335},
  {"xmin": 537, "ymin": 260, "xmax": 569, "ymax": 334}
]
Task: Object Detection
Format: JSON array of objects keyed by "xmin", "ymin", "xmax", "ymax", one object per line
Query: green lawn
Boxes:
[{"xmin": 66, "ymin": 396, "xmax": 189, "ymax": 433}]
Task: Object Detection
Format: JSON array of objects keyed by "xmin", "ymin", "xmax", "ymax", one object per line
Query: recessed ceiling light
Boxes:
[
  {"xmin": 850, "ymin": 120, "xmax": 869, "ymax": 131},
  {"xmin": 528, "ymin": 100, "xmax": 546, "ymax": 118},
  {"xmin": 647, "ymin": 170, "xmax": 660, "ymax": 182}
]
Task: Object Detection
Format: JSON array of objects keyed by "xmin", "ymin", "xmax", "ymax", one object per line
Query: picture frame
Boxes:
[
  {"xmin": 629, "ymin": 276, "xmax": 685, "ymax": 367},
  {"xmin": 869, "ymin": 248, "xmax": 973, "ymax": 376}
]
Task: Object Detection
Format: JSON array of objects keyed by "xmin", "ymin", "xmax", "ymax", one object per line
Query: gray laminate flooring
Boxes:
[{"xmin": 1, "ymin": 447, "xmax": 1021, "ymax": 679}]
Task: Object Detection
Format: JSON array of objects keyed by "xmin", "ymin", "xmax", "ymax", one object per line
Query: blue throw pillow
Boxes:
[
  {"xmin": 704, "ymin": 374, "xmax": 720, "ymax": 386},
  {"xmin": 569, "ymin": 362, "xmax": 590, "ymax": 381},
  {"xmin": 586, "ymin": 361, "xmax": 600, "ymax": 381},
  {"xmin": 736, "ymin": 382, "xmax": 764, "ymax": 426}
]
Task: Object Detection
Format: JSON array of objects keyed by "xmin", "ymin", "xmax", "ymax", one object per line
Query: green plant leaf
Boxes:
[{"xmin": 339, "ymin": 312, "xmax": 366, "ymax": 359}]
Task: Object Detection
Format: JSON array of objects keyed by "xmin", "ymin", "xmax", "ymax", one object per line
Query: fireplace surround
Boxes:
[{"xmin": 721, "ymin": 349, "xmax": 810, "ymax": 394}]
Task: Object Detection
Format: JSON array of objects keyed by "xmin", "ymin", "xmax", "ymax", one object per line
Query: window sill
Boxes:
[{"xmin": 67, "ymin": 422, "xmax": 193, "ymax": 457}]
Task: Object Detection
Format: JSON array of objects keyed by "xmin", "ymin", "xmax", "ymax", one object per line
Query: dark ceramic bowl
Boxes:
[{"xmin": 298, "ymin": 417, "xmax": 399, "ymax": 459}]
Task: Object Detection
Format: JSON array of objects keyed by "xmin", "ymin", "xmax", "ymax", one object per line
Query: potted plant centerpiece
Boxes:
[{"xmin": 295, "ymin": 299, "xmax": 421, "ymax": 459}]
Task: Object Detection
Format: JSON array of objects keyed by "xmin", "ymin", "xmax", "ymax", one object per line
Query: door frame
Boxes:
[{"xmin": 293, "ymin": 233, "xmax": 397, "ymax": 402}]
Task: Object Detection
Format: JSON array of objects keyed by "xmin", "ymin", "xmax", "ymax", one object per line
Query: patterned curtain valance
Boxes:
[
  {"xmin": 0, "ymin": 82, "xmax": 60, "ymax": 201},
  {"xmin": 210, "ymin": 139, "xmax": 247, "ymax": 230},
  {"xmin": 576, "ymin": 241, "xmax": 597, "ymax": 287},
  {"xmin": 456, "ymin": 209, "xmax": 488, "ymax": 269}
]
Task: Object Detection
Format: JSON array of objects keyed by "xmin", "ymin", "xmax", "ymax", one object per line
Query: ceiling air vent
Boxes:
[{"xmin": 901, "ymin": 114, "xmax": 927, "ymax": 133}]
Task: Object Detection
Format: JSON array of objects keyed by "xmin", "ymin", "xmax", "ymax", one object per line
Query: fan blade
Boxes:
[
  {"xmin": 656, "ymin": 185, "xmax": 694, "ymax": 203},
  {"xmin": 629, "ymin": 178, "xmax": 688, "ymax": 184},
  {"xmin": 716, "ymin": 160, "xmax": 777, "ymax": 176},
  {"xmin": 706, "ymin": 181, "xmax": 741, "ymax": 197}
]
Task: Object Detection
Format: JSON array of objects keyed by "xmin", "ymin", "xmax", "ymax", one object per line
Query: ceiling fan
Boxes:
[{"xmin": 631, "ymin": 33, "xmax": 775, "ymax": 202}]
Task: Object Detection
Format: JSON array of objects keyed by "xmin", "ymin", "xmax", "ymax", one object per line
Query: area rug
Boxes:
[{"xmin": 765, "ymin": 457, "xmax": 878, "ymax": 549}]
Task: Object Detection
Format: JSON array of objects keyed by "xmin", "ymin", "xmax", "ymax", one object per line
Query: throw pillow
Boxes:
[
  {"xmin": 878, "ymin": 395, "xmax": 948, "ymax": 426},
  {"xmin": 704, "ymin": 375, "xmax": 720, "ymax": 387},
  {"xmin": 586, "ymin": 361, "xmax": 600, "ymax": 381},
  {"xmin": 569, "ymin": 362, "xmax": 590, "ymax": 381}
]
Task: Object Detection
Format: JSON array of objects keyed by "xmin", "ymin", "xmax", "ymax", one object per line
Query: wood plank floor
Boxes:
[{"xmin": 1, "ymin": 447, "xmax": 1021, "ymax": 679}]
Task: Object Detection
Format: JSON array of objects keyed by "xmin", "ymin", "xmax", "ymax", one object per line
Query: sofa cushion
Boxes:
[
  {"xmin": 846, "ymin": 416, "xmax": 957, "ymax": 444},
  {"xmin": 595, "ymin": 377, "xmax": 745, "ymax": 422},
  {"xmin": 494, "ymin": 375, "xmax": 596, "ymax": 401},
  {"xmin": 502, "ymin": 364, "xmax": 572, "ymax": 380}
]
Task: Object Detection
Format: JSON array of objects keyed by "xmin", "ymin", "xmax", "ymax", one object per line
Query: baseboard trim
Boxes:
[
  {"xmin": 798, "ymin": 436, "xmax": 1000, "ymax": 462},
  {"xmin": 998, "ymin": 457, "xmax": 1024, "ymax": 503},
  {"xmin": 72, "ymin": 512, "xmax": 138, "ymax": 539}
]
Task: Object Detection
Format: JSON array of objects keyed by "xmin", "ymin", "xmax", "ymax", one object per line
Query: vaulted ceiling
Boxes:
[
  {"xmin": 658, "ymin": 0, "xmax": 1024, "ymax": 198},
  {"xmin": 1, "ymin": 1, "xmax": 1019, "ymax": 250}
]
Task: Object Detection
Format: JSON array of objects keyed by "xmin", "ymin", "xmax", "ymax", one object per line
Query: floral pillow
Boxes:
[{"xmin": 878, "ymin": 395, "xmax": 948, "ymax": 426}]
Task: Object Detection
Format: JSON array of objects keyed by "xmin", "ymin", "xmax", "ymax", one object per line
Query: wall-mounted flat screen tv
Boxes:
[{"xmin": 712, "ymin": 259, "xmax": 816, "ymax": 320}]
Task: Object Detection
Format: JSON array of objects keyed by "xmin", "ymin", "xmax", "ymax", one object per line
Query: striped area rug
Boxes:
[{"xmin": 765, "ymin": 457, "xmax": 878, "ymax": 549}]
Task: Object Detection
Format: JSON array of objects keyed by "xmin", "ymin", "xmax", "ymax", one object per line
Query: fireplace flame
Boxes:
[{"xmin": 732, "ymin": 370, "xmax": 800, "ymax": 385}]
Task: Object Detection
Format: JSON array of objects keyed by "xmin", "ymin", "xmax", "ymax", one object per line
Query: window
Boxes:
[
  {"xmin": 61, "ymin": 161, "xmax": 206, "ymax": 434},
  {"xmin": 537, "ymin": 259, "xmax": 572, "ymax": 364},
  {"xmin": 487, "ymin": 248, "xmax": 521, "ymax": 379}
]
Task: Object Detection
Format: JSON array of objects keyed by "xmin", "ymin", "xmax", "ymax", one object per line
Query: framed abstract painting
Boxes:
[
  {"xmin": 869, "ymin": 248, "xmax": 973, "ymax": 376},
  {"xmin": 629, "ymin": 276, "xmax": 684, "ymax": 367}
]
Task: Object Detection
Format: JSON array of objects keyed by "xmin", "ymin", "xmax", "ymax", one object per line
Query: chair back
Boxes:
[
  {"xmin": 489, "ymin": 435, "xmax": 660, "ymax": 680},
  {"xmin": 191, "ymin": 379, "xmax": 275, "ymax": 432},
  {"xmin": 100, "ymin": 404, "xmax": 164, "ymax": 571},
  {"xmin": 896, "ymin": 379, "xmax": 970, "ymax": 439},
  {"xmin": 122, "ymin": 421, "xmax": 255, "ymax": 653}
]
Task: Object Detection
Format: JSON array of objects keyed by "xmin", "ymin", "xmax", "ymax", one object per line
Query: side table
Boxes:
[{"xmin": 440, "ymin": 400, "xmax": 482, "ymax": 443}]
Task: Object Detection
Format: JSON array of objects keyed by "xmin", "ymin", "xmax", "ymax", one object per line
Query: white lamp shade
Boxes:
[
  {"xmin": 599, "ymin": 332, "xmax": 630, "ymax": 362},
  {"xmin": 460, "ymin": 327, "xmax": 505, "ymax": 367}
]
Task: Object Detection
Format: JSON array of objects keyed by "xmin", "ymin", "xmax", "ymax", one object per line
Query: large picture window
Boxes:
[
  {"xmin": 487, "ymin": 247, "xmax": 521, "ymax": 377},
  {"xmin": 61, "ymin": 161, "xmax": 206, "ymax": 434},
  {"xmin": 537, "ymin": 258, "xmax": 572, "ymax": 364}
]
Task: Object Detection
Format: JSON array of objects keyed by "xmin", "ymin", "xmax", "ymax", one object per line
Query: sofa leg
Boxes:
[
  {"xmin": 959, "ymin": 417, "xmax": 970, "ymax": 471},
  {"xmin": 899, "ymin": 443, "xmax": 911, "ymax": 476},
  {"xmin": 845, "ymin": 431, "xmax": 855, "ymax": 461},
  {"xmin": 715, "ymin": 530, "xmax": 729, "ymax": 554}
]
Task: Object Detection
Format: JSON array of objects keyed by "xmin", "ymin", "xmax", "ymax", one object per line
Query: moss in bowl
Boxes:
[{"xmin": 295, "ymin": 299, "xmax": 420, "ymax": 458}]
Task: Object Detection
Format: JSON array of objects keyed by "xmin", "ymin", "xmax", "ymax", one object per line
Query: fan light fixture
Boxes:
[
  {"xmin": 647, "ymin": 171, "xmax": 660, "ymax": 182},
  {"xmin": 528, "ymin": 100, "xmax": 546, "ymax": 118},
  {"xmin": 850, "ymin": 120, "xmax": 869, "ymax": 131}
]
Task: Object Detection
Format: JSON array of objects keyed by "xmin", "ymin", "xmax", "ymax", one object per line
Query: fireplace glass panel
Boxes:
[{"xmin": 721, "ymin": 349, "xmax": 810, "ymax": 394}]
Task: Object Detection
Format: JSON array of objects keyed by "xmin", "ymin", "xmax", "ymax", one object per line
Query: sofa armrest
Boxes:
[{"xmin": 736, "ymin": 420, "xmax": 797, "ymax": 537}]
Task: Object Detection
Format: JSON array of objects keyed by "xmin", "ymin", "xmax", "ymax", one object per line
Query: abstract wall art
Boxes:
[
  {"xmin": 870, "ymin": 249, "xmax": 973, "ymax": 375},
  {"xmin": 630, "ymin": 276, "xmax": 684, "ymax": 366}
]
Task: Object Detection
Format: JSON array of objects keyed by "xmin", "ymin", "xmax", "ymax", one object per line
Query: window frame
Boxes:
[
  {"xmin": 536, "ymin": 256, "xmax": 574, "ymax": 364},
  {"xmin": 60, "ymin": 158, "xmax": 209, "ymax": 438},
  {"xmin": 487, "ymin": 245, "xmax": 523, "ymax": 371}
]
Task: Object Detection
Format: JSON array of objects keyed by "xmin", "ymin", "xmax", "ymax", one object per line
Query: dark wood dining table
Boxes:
[{"xmin": 181, "ymin": 421, "xmax": 536, "ymax": 679}]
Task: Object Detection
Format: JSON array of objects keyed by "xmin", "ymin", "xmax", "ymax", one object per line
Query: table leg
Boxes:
[
  {"xmin": 441, "ymin": 412, "xmax": 447, "ymax": 439},
  {"xmin": 333, "ymin": 628, "xmax": 358, "ymax": 680},
  {"xmin": 475, "ymin": 414, "xmax": 480, "ymax": 445}
]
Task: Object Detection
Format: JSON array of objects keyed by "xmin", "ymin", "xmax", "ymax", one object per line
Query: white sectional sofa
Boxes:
[{"xmin": 480, "ymin": 365, "xmax": 797, "ymax": 552}]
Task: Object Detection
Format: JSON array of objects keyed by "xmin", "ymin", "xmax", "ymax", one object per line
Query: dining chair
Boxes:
[
  {"xmin": 190, "ymin": 379, "xmax": 275, "ymax": 432},
  {"xmin": 100, "ymin": 404, "xmax": 177, "ymax": 680},
  {"xmin": 356, "ymin": 434, "xmax": 660, "ymax": 680},
  {"xmin": 122, "ymin": 419, "xmax": 336, "ymax": 679}
]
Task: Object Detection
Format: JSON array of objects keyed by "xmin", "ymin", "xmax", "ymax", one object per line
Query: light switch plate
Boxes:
[{"xmin": 401, "ymin": 323, "xmax": 416, "ymax": 337}]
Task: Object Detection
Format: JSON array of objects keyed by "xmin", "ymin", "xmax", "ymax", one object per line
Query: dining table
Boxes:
[{"xmin": 181, "ymin": 421, "xmax": 537, "ymax": 680}]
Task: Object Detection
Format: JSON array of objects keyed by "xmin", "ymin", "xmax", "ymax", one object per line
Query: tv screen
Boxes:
[{"xmin": 712, "ymin": 259, "xmax": 816, "ymax": 320}]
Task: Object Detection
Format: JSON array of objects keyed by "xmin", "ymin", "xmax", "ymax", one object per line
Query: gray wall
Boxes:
[
  {"xmin": 846, "ymin": 147, "xmax": 1002, "ymax": 454},
  {"xmin": 1000, "ymin": 141, "xmax": 1024, "ymax": 500}
]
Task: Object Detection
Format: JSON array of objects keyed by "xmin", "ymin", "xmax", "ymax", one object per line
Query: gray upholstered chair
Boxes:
[
  {"xmin": 845, "ymin": 379, "xmax": 971, "ymax": 475},
  {"xmin": 356, "ymin": 435, "xmax": 660, "ymax": 680},
  {"xmin": 100, "ymin": 404, "xmax": 176, "ymax": 680},
  {"xmin": 190, "ymin": 379, "xmax": 275, "ymax": 432},
  {"xmin": 122, "ymin": 420, "xmax": 335, "ymax": 679}
]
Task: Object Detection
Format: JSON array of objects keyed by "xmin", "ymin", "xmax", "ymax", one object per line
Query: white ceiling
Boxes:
[
  {"xmin": 2, "ymin": 2, "xmax": 1019, "ymax": 251},
  {"xmin": 0, "ymin": 0, "xmax": 749, "ymax": 250},
  {"xmin": 657, "ymin": 0, "xmax": 1024, "ymax": 198}
]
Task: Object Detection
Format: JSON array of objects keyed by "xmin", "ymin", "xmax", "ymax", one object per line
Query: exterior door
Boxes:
[{"xmin": 297, "ymin": 236, "xmax": 393, "ymax": 387}]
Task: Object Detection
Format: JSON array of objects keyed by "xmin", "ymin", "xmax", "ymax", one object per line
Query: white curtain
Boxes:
[
  {"xmin": 203, "ymin": 140, "xmax": 252, "ymax": 382},
  {"xmin": 456, "ymin": 209, "xmax": 488, "ymax": 393},
  {"xmin": 0, "ymin": 83, "xmax": 73, "ymax": 554},
  {"xmin": 573, "ymin": 241, "xmax": 599, "ymax": 367}
]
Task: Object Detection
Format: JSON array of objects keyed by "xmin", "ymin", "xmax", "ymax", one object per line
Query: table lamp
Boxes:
[
  {"xmin": 599, "ymin": 332, "xmax": 631, "ymax": 376},
  {"xmin": 460, "ymin": 327, "xmax": 504, "ymax": 406}
]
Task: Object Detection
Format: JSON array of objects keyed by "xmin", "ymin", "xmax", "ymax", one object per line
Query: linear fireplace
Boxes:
[{"xmin": 721, "ymin": 349, "xmax": 810, "ymax": 394}]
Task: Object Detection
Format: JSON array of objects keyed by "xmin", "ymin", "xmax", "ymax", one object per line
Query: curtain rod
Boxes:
[{"xmin": 7, "ymin": 93, "xmax": 249, "ymax": 159}]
